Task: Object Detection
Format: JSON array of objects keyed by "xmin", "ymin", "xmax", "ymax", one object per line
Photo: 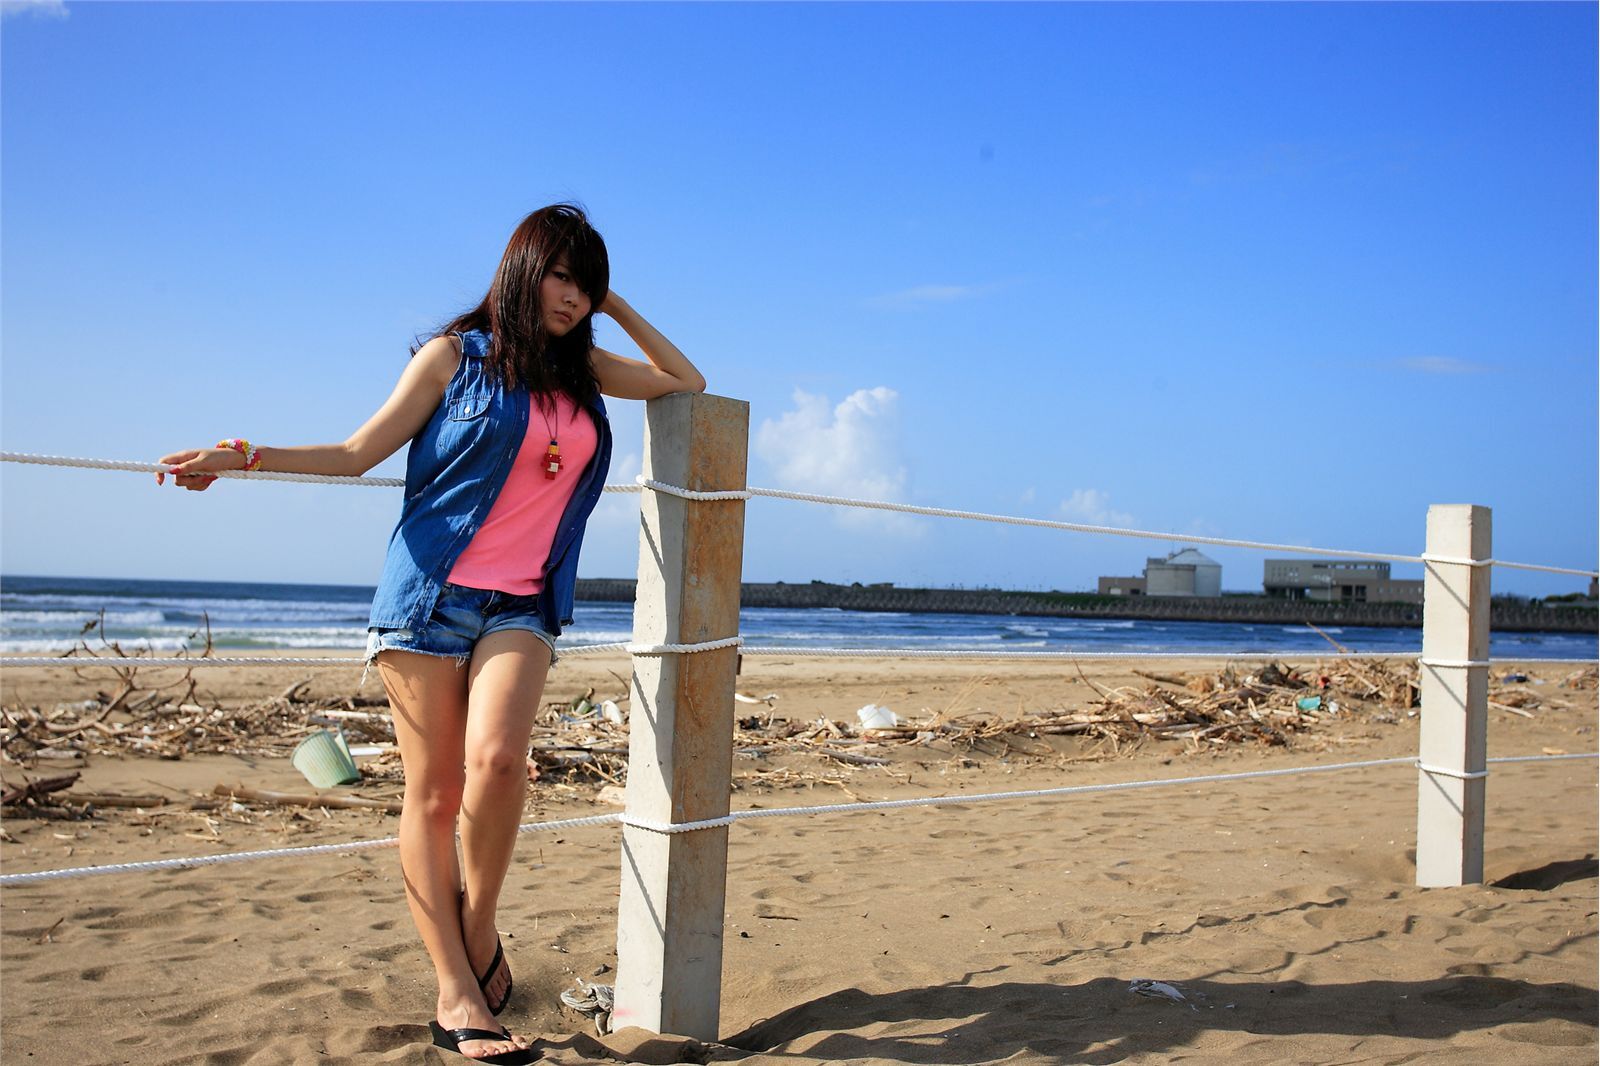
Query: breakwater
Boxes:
[{"xmin": 575, "ymin": 580, "xmax": 1596, "ymax": 634}]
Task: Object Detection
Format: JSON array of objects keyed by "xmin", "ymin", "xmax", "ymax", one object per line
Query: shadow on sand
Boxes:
[{"xmin": 723, "ymin": 971, "xmax": 1597, "ymax": 1064}]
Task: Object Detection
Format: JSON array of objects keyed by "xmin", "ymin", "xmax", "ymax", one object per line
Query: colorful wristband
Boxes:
[{"xmin": 216, "ymin": 438, "xmax": 261, "ymax": 471}]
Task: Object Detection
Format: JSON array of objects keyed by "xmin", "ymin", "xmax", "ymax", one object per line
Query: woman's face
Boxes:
[{"xmin": 541, "ymin": 256, "xmax": 592, "ymax": 336}]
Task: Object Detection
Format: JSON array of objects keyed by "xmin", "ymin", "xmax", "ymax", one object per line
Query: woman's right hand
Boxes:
[{"xmin": 156, "ymin": 447, "xmax": 244, "ymax": 490}]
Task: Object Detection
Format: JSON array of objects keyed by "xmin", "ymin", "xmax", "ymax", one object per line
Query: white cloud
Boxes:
[
  {"xmin": 1, "ymin": 0, "xmax": 69, "ymax": 18},
  {"xmin": 865, "ymin": 282, "xmax": 998, "ymax": 311},
  {"xmin": 1393, "ymin": 355, "xmax": 1493, "ymax": 375},
  {"xmin": 610, "ymin": 450, "xmax": 642, "ymax": 483},
  {"xmin": 754, "ymin": 387, "xmax": 916, "ymax": 533},
  {"xmin": 1057, "ymin": 489, "xmax": 1136, "ymax": 529}
]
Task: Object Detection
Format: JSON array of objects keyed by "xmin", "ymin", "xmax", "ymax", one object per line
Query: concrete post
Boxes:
[
  {"xmin": 613, "ymin": 393, "xmax": 748, "ymax": 1040},
  {"xmin": 1415, "ymin": 504, "xmax": 1491, "ymax": 887}
]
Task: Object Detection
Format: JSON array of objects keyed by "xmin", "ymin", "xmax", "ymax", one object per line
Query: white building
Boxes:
[
  {"xmin": 1263, "ymin": 559, "xmax": 1424, "ymax": 604},
  {"xmin": 1144, "ymin": 548, "xmax": 1222, "ymax": 598}
]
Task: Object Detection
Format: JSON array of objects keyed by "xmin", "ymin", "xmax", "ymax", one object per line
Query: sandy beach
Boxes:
[{"xmin": 2, "ymin": 654, "xmax": 1595, "ymax": 1064}]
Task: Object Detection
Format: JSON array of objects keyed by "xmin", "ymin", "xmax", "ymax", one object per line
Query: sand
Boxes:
[{"xmin": 1, "ymin": 654, "xmax": 1595, "ymax": 1064}]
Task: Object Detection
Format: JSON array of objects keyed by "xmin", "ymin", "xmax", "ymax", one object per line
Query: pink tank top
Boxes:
[{"xmin": 446, "ymin": 392, "xmax": 598, "ymax": 596}]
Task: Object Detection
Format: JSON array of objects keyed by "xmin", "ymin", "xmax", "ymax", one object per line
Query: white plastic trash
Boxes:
[
  {"xmin": 292, "ymin": 728, "xmax": 361, "ymax": 788},
  {"xmin": 599, "ymin": 699, "xmax": 625, "ymax": 724},
  {"xmin": 856, "ymin": 704, "xmax": 899, "ymax": 730}
]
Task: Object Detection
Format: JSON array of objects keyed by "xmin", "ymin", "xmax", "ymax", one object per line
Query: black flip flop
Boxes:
[
  {"xmin": 476, "ymin": 936, "xmax": 513, "ymax": 1016},
  {"xmin": 460, "ymin": 890, "xmax": 513, "ymax": 1016},
  {"xmin": 428, "ymin": 1020, "xmax": 536, "ymax": 1064}
]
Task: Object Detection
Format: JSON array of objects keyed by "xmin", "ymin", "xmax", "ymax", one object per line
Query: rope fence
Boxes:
[
  {"xmin": 4, "ymin": 409, "xmax": 1595, "ymax": 1038},
  {"xmin": 3, "ymin": 751, "xmax": 1592, "ymax": 887},
  {"xmin": 4, "ymin": 649, "xmax": 1594, "ymax": 669},
  {"xmin": 6, "ymin": 451, "xmax": 1594, "ymax": 576}
]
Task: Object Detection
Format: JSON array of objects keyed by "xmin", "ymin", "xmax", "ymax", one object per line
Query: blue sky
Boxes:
[{"xmin": 3, "ymin": 1, "xmax": 1595, "ymax": 597}]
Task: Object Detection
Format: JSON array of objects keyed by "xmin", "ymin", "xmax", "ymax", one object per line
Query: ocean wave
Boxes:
[
  {"xmin": 557, "ymin": 630, "xmax": 636, "ymax": 645},
  {"xmin": 2, "ymin": 591, "xmax": 369, "ymax": 622},
  {"xmin": 1, "ymin": 608, "xmax": 168, "ymax": 626}
]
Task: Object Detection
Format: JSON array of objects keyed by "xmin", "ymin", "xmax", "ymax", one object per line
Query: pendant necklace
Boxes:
[{"xmin": 537, "ymin": 397, "xmax": 563, "ymax": 479}]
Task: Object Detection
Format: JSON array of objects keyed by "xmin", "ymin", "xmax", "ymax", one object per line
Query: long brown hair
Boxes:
[{"xmin": 427, "ymin": 204, "xmax": 609, "ymax": 408}]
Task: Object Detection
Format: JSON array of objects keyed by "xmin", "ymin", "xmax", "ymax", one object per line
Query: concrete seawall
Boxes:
[{"xmin": 575, "ymin": 579, "xmax": 1596, "ymax": 634}]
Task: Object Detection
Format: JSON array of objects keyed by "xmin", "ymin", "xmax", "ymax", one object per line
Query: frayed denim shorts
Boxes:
[{"xmin": 364, "ymin": 582, "xmax": 559, "ymax": 680}]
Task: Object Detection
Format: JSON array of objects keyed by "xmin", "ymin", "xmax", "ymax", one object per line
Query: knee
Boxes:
[
  {"xmin": 406, "ymin": 773, "xmax": 465, "ymax": 824},
  {"xmin": 466, "ymin": 742, "xmax": 529, "ymax": 784}
]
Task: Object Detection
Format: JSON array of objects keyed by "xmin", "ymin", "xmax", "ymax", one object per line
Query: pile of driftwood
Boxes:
[
  {"xmin": 4, "ymin": 651, "xmax": 1588, "ymax": 820},
  {"xmin": 1, "ymin": 619, "xmax": 384, "ymax": 766},
  {"xmin": 1034, "ymin": 658, "xmax": 1423, "ymax": 748},
  {"xmin": 1559, "ymin": 664, "xmax": 1597, "ymax": 691},
  {"xmin": 507, "ymin": 659, "xmax": 1431, "ymax": 781},
  {"xmin": 1, "ymin": 675, "xmax": 392, "ymax": 766}
]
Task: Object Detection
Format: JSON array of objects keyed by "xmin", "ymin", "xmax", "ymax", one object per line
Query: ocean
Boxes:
[{"xmin": 2, "ymin": 574, "xmax": 1593, "ymax": 660}]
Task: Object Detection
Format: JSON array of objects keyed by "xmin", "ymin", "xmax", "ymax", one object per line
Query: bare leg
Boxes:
[
  {"xmin": 459, "ymin": 630, "xmax": 553, "ymax": 1010},
  {"xmin": 380, "ymin": 650, "xmax": 528, "ymax": 1059}
]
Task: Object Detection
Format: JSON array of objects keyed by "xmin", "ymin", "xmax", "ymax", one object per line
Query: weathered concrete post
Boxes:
[
  {"xmin": 1415, "ymin": 503, "xmax": 1491, "ymax": 887},
  {"xmin": 613, "ymin": 392, "xmax": 748, "ymax": 1040}
]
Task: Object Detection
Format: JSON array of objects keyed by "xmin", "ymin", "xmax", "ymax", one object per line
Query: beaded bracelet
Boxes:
[{"xmin": 216, "ymin": 438, "xmax": 262, "ymax": 471}]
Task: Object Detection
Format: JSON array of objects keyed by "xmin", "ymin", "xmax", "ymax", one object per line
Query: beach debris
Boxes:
[
  {"xmin": 1128, "ymin": 978, "xmax": 1192, "ymax": 1006},
  {"xmin": 560, "ymin": 980, "xmax": 615, "ymax": 1035},
  {"xmin": 1, "ymin": 771, "xmax": 81, "ymax": 808},
  {"xmin": 290, "ymin": 729, "xmax": 361, "ymax": 788},
  {"xmin": 856, "ymin": 704, "xmax": 900, "ymax": 730},
  {"xmin": 1560, "ymin": 665, "xmax": 1597, "ymax": 691},
  {"xmin": 211, "ymin": 783, "xmax": 403, "ymax": 815},
  {"xmin": 4, "ymin": 638, "xmax": 1577, "ymax": 823}
]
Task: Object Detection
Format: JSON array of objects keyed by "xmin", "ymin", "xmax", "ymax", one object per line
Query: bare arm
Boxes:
[
  {"xmin": 590, "ymin": 292, "xmax": 707, "ymax": 401},
  {"xmin": 157, "ymin": 336, "xmax": 460, "ymax": 490}
]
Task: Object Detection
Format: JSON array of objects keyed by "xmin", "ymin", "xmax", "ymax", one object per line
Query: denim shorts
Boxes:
[{"xmin": 364, "ymin": 583, "xmax": 560, "ymax": 675}]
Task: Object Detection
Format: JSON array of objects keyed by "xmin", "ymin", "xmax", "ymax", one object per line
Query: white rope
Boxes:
[
  {"xmin": 1419, "ymin": 658, "xmax": 1492, "ymax": 669},
  {"xmin": 1, "ymin": 451, "xmax": 406, "ymax": 487},
  {"xmin": 625, "ymin": 636, "xmax": 743, "ymax": 655},
  {"xmin": 5, "ymin": 753, "xmax": 1593, "ymax": 884},
  {"xmin": 1417, "ymin": 554, "xmax": 1596, "ymax": 578},
  {"xmin": 5, "ymin": 649, "xmax": 1593, "ymax": 669},
  {"xmin": 618, "ymin": 754, "xmax": 1568, "ymax": 836},
  {"xmin": 743, "ymin": 485, "xmax": 1427, "ymax": 563},
  {"xmin": 737, "ymin": 647, "xmax": 1411, "ymax": 661},
  {"xmin": 0, "ymin": 655, "xmax": 369, "ymax": 668},
  {"xmin": 6, "ymin": 451, "xmax": 1595, "ymax": 576},
  {"xmin": 1491, "ymin": 559, "xmax": 1599, "ymax": 577},
  {"xmin": 0, "ymin": 812, "xmax": 621, "ymax": 886},
  {"xmin": 1416, "ymin": 762, "xmax": 1490, "ymax": 781},
  {"xmin": 634, "ymin": 476, "xmax": 750, "ymax": 501}
]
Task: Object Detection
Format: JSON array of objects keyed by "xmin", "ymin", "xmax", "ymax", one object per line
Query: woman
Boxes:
[{"xmin": 159, "ymin": 204, "xmax": 706, "ymax": 1063}]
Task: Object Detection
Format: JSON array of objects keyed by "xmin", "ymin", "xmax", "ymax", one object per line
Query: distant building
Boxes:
[
  {"xmin": 1263, "ymin": 559, "xmax": 1423, "ymax": 604},
  {"xmin": 1145, "ymin": 548, "xmax": 1223, "ymax": 597},
  {"xmin": 1097, "ymin": 549, "xmax": 1223, "ymax": 598}
]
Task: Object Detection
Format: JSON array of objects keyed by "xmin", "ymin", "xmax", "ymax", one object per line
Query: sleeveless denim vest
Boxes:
[{"xmin": 367, "ymin": 330, "xmax": 613, "ymax": 637}]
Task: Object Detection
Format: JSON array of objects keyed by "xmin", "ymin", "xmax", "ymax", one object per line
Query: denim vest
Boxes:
[{"xmin": 367, "ymin": 330, "xmax": 613, "ymax": 637}]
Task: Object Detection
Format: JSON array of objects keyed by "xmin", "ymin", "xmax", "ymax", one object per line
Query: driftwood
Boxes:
[
  {"xmin": 60, "ymin": 792, "xmax": 171, "ymax": 808},
  {"xmin": 213, "ymin": 784, "xmax": 403, "ymax": 814},
  {"xmin": 2, "ymin": 772, "xmax": 80, "ymax": 806}
]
